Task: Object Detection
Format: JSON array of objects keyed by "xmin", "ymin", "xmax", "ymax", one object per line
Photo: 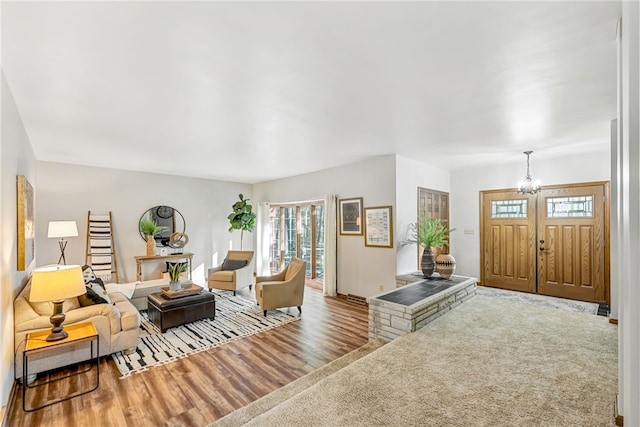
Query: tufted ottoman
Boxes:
[{"xmin": 147, "ymin": 292, "xmax": 215, "ymax": 333}]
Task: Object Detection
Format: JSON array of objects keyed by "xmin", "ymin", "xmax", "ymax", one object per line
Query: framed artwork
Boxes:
[
  {"xmin": 339, "ymin": 197, "xmax": 363, "ymax": 235},
  {"xmin": 364, "ymin": 206, "xmax": 393, "ymax": 248},
  {"xmin": 17, "ymin": 175, "xmax": 35, "ymax": 271}
]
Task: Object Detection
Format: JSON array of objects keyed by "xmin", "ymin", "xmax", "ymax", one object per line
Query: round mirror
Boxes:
[{"xmin": 139, "ymin": 206, "xmax": 186, "ymax": 246}]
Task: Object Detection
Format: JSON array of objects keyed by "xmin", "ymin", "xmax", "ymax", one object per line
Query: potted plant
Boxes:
[
  {"xmin": 228, "ymin": 193, "xmax": 256, "ymax": 250},
  {"xmin": 405, "ymin": 215, "xmax": 455, "ymax": 278},
  {"xmin": 168, "ymin": 262, "xmax": 188, "ymax": 291},
  {"xmin": 139, "ymin": 215, "xmax": 168, "ymax": 256}
]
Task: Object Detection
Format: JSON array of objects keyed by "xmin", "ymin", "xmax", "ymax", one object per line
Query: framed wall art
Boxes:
[
  {"xmin": 17, "ymin": 175, "xmax": 35, "ymax": 271},
  {"xmin": 364, "ymin": 206, "xmax": 393, "ymax": 248},
  {"xmin": 338, "ymin": 197, "xmax": 363, "ymax": 235}
]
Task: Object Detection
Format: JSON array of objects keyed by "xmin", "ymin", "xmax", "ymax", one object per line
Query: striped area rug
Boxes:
[{"xmin": 111, "ymin": 291, "xmax": 300, "ymax": 378}]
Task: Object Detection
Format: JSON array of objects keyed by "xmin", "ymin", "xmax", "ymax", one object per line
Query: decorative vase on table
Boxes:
[
  {"xmin": 146, "ymin": 236, "xmax": 156, "ymax": 257},
  {"xmin": 435, "ymin": 253, "xmax": 457, "ymax": 279},
  {"xmin": 421, "ymin": 247, "xmax": 436, "ymax": 278}
]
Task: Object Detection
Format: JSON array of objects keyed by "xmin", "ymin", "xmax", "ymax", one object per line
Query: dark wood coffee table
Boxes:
[{"xmin": 147, "ymin": 291, "xmax": 215, "ymax": 333}]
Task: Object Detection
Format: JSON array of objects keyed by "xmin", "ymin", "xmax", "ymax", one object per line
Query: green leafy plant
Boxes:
[
  {"xmin": 228, "ymin": 193, "xmax": 256, "ymax": 249},
  {"xmin": 404, "ymin": 215, "xmax": 455, "ymax": 250},
  {"xmin": 139, "ymin": 215, "xmax": 168, "ymax": 238},
  {"xmin": 168, "ymin": 263, "xmax": 188, "ymax": 283}
]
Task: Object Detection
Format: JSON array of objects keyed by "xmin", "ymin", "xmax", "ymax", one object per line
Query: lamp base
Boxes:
[
  {"xmin": 46, "ymin": 329, "xmax": 69, "ymax": 342},
  {"xmin": 47, "ymin": 300, "xmax": 68, "ymax": 341}
]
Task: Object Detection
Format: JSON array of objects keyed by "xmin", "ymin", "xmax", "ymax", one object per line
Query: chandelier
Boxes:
[{"xmin": 517, "ymin": 151, "xmax": 541, "ymax": 195}]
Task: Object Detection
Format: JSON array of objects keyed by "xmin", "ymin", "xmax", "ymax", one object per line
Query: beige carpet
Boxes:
[{"xmin": 213, "ymin": 295, "xmax": 617, "ymax": 426}]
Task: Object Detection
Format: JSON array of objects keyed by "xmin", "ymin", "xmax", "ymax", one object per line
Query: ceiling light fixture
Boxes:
[{"xmin": 517, "ymin": 151, "xmax": 541, "ymax": 195}]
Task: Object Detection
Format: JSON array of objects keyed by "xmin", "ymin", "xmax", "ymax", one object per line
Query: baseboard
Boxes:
[
  {"xmin": 609, "ymin": 318, "xmax": 619, "ymax": 325},
  {"xmin": 1, "ymin": 380, "xmax": 18, "ymax": 427},
  {"xmin": 614, "ymin": 394, "xmax": 623, "ymax": 426}
]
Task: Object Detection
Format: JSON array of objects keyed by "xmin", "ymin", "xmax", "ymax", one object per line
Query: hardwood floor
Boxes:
[{"xmin": 8, "ymin": 287, "xmax": 369, "ymax": 427}]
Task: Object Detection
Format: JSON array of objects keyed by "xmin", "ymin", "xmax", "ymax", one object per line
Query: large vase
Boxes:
[
  {"xmin": 421, "ymin": 247, "xmax": 436, "ymax": 278},
  {"xmin": 435, "ymin": 253, "xmax": 457, "ymax": 279},
  {"xmin": 146, "ymin": 236, "xmax": 156, "ymax": 256}
]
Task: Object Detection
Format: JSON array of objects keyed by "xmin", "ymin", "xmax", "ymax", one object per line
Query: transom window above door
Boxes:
[
  {"xmin": 546, "ymin": 196, "xmax": 594, "ymax": 218},
  {"xmin": 490, "ymin": 199, "xmax": 528, "ymax": 219}
]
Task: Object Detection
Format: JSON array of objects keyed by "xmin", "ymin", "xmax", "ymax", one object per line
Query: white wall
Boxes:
[
  {"xmin": 36, "ymin": 162, "xmax": 252, "ymax": 285},
  {"xmin": 253, "ymin": 155, "xmax": 397, "ymax": 297},
  {"xmin": 1, "ymin": 72, "xmax": 37, "ymax": 416},
  {"xmin": 395, "ymin": 155, "xmax": 450, "ymax": 274},
  {"xmin": 450, "ymin": 149, "xmax": 611, "ymax": 280}
]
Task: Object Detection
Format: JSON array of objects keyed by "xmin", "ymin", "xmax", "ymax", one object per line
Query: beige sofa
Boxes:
[
  {"xmin": 108, "ymin": 277, "xmax": 173, "ymax": 310},
  {"xmin": 14, "ymin": 278, "xmax": 140, "ymax": 380}
]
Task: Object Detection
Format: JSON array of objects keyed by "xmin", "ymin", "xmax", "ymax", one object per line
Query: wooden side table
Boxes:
[
  {"xmin": 22, "ymin": 321, "xmax": 99, "ymax": 412},
  {"xmin": 135, "ymin": 252, "xmax": 194, "ymax": 281}
]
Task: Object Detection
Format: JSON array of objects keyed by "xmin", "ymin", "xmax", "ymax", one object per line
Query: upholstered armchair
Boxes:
[
  {"xmin": 208, "ymin": 251, "xmax": 255, "ymax": 295},
  {"xmin": 255, "ymin": 257, "xmax": 306, "ymax": 316}
]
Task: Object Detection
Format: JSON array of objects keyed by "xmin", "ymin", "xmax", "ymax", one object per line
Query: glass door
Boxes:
[{"xmin": 268, "ymin": 202, "xmax": 325, "ymax": 282}]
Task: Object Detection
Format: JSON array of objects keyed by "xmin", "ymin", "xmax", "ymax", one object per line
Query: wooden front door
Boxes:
[
  {"xmin": 537, "ymin": 184, "xmax": 608, "ymax": 302},
  {"xmin": 480, "ymin": 182, "xmax": 609, "ymax": 303},
  {"xmin": 481, "ymin": 191, "xmax": 536, "ymax": 293}
]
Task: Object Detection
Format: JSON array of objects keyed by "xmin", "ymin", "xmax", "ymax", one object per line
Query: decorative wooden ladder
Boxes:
[{"xmin": 85, "ymin": 211, "xmax": 119, "ymax": 283}]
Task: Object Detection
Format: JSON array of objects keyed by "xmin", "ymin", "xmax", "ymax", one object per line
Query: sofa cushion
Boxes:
[
  {"xmin": 78, "ymin": 286, "xmax": 109, "ymax": 307},
  {"xmin": 30, "ymin": 297, "xmax": 81, "ymax": 316},
  {"xmin": 221, "ymin": 259, "xmax": 248, "ymax": 271}
]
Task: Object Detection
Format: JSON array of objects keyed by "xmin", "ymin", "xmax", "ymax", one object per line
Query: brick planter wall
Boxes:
[{"xmin": 368, "ymin": 275, "xmax": 477, "ymax": 342}]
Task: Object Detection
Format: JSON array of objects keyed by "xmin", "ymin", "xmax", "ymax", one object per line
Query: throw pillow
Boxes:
[
  {"xmin": 82, "ymin": 265, "xmax": 105, "ymax": 290},
  {"xmin": 91, "ymin": 283, "xmax": 112, "ymax": 304},
  {"xmin": 78, "ymin": 286, "xmax": 109, "ymax": 307},
  {"xmin": 221, "ymin": 258, "xmax": 248, "ymax": 271}
]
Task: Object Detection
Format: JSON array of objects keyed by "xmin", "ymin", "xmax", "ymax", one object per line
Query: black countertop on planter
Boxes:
[{"xmin": 377, "ymin": 275, "xmax": 468, "ymax": 306}]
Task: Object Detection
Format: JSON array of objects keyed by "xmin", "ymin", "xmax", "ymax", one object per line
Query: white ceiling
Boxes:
[{"xmin": 2, "ymin": 1, "xmax": 620, "ymax": 184}]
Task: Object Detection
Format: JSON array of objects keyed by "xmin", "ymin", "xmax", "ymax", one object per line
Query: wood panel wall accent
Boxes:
[{"xmin": 417, "ymin": 187, "xmax": 450, "ymax": 258}]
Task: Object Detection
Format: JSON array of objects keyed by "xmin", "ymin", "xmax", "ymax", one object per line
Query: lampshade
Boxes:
[
  {"xmin": 47, "ymin": 221, "xmax": 79, "ymax": 239},
  {"xmin": 30, "ymin": 265, "xmax": 86, "ymax": 303}
]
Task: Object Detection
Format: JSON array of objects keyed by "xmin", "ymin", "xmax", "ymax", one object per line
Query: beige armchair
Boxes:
[
  {"xmin": 255, "ymin": 257, "xmax": 306, "ymax": 316},
  {"xmin": 208, "ymin": 251, "xmax": 255, "ymax": 295}
]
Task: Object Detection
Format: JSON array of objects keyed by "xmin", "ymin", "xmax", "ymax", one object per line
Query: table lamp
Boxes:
[
  {"xmin": 29, "ymin": 265, "xmax": 86, "ymax": 341},
  {"xmin": 48, "ymin": 221, "xmax": 78, "ymax": 265}
]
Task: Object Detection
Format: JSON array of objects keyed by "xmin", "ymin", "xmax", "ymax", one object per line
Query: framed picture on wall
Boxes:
[
  {"xmin": 339, "ymin": 197, "xmax": 363, "ymax": 235},
  {"xmin": 17, "ymin": 175, "xmax": 35, "ymax": 271},
  {"xmin": 364, "ymin": 206, "xmax": 393, "ymax": 248}
]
